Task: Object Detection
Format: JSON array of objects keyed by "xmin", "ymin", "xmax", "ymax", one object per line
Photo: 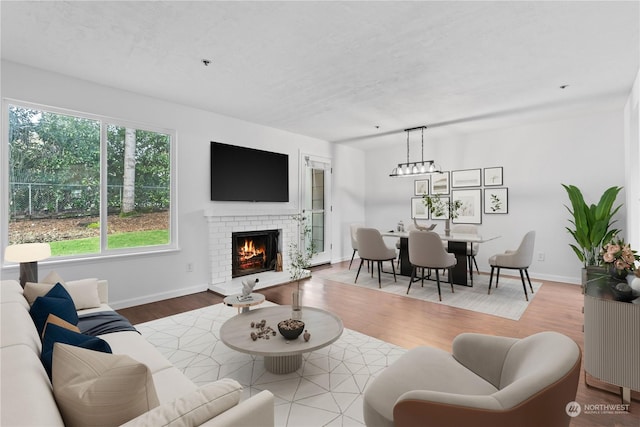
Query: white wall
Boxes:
[
  {"xmin": 624, "ymin": 69, "xmax": 640, "ymax": 252},
  {"xmin": 365, "ymin": 109, "xmax": 628, "ymax": 284},
  {"xmin": 0, "ymin": 61, "xmax": 365, "ymax": 308},
  {"xmin": 331, "ymin": 143, "xmax": 366, "ymax": 262}
]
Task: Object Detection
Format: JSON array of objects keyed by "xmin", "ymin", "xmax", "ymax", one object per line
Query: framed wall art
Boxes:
[
  {"xmin": 484, "ymin": 187, "xmax": 508, "ymax": 214},
  {"xmin": 414, "ymin": 179, "xmax": 429, "ymax": 196},
  {"xmin": 430, "ymin": 171, "xmax": 450, "ymax": 195},
  {"xmin": 451, "ymin": 168, "xmax": 481, "ymax": 188},
  {"xmin": 483, "ymin": 167, "xmax": 503, "ymax": 186},
  {"xmin": 452, "ymin": 189, "xmax": 482, "ymax": 224},
  {"xmin": 411, "ymin": 197, "xmax": 429, "ymax": 219}
]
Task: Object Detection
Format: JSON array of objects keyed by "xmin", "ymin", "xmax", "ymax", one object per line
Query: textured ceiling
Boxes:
[{"xmin": 2, "ymin": 1, "xmax": 639, "ymax": 149}]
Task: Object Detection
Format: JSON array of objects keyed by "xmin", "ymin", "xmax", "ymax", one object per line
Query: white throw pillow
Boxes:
[
  {"xmin": 52, "ymin": 343, "xmax": 160, "ymax": 427},
  {"xmin": 65, "ymin": 278, "xmax": 102, "ymax": 309},
  {"xmin": 120, "ymin": 378, "xmax": 243, "ymax": 427},
  {"xmin": 42, "ymin": 270, "xmax": 66, "ymax": 285},
  {"xmin": 24, "ymin": 278, "xmax": 101, "ymax": 309}
]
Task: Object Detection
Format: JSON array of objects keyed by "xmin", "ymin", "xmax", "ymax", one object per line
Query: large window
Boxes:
[{"xmin": 4, "ymin": 102, "xmax": 175, "ymax": 259}]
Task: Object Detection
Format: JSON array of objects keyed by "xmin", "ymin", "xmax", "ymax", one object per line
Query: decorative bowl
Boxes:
[
  {"xmin": 278, "ymin": 319, "xmax": 305, "ymax": 340},
  {"xmin": 611, "ymin": 282, "xmax": 635, "ymax": 302}
]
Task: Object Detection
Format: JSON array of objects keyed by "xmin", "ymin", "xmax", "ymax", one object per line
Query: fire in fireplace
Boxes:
[{"xmin": 232, "ymin": 229, "xmax": 279, "ymax": 278}]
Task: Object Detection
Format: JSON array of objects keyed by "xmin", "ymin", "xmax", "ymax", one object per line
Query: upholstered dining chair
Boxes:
[
  {"xmin": 450, "ymin": 224, "xmax": 480, "ymax": 275},
  {"xmin": 355, "ymin": 228, "xmax": 397, "ymax": 287},
  {"xmin": 349, "ymin": 223, "xmax": 364, "ymax": 269},
  {"xmin": 363, "ymin": 331, "xmax": 582, "ymax": 427},
  {"xmin": 488, "ymin": 230, "xmax": 536, "ymax": 301},
  {"xmin": 407, "ymin": 230, "xmax": 456, "ymax": 301}
]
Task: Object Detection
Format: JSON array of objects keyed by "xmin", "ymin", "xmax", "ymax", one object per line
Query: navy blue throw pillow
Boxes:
[
  {"xmin": 29, "ymin": 283, "xmax": 79, "ymax": 336},
  {"xmin": 41, "ymin": 323, "xmax": 112, "ymax": 380}
]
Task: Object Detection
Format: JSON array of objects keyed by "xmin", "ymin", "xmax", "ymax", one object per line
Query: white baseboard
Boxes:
[{"xmin": 110, "ymin": 284, "xmax": 209, "ymax": 310}]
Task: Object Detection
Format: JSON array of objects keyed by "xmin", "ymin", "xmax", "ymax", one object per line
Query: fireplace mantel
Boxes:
[{"xmin": 203, "ymin": 207, "xmax": 298, "ymax": 219}]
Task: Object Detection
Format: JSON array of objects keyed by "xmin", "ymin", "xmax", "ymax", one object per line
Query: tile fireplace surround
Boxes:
[{"xmin": 204, "ymin": 208, "xmax": 298, "ymax": 295}]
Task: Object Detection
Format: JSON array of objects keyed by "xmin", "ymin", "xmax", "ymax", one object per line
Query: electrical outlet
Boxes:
[
  {"xmin": 537, "ymin": 252, "xmax": 545, "ymax": 262},
  {"xmin": 186, "ymin": 262, "xmax": 194, "ymax": 272}
]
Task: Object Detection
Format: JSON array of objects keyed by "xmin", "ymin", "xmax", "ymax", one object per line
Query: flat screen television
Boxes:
[{"xmin": 210, "ymin": 141, "xmax": 289, "ymax": 202}]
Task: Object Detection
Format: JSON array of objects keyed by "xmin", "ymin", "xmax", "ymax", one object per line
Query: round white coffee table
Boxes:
[
  {"xmin": 223, "ymin": 293, "xmax": 265, "ymax": 313},
  {"xmin": 219, "ymin": 305, "xmax": 343, "ymax": 374}
]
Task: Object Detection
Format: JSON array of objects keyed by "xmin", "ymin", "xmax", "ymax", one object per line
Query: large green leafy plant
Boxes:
[{"xmin": 562, "ymin": 184, "xmax": 622, "ymax": 267}]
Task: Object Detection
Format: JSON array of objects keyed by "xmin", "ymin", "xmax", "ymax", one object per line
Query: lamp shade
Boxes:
[{"xmin": 4, "ymin": 243, "xmax": 51, "ymax": 263}]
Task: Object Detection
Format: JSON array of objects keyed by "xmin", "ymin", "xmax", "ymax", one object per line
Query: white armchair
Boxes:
[{"xmin": 363, "ymin": 331, "xmax": 581, "ymax": 427}]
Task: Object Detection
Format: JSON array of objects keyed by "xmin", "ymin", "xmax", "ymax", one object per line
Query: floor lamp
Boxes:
[{"xmin": 4, "ymin": 243, "xmax": 51, "ymax": 287}]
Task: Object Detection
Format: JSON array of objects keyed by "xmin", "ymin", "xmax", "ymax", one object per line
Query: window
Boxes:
[{"xmin": 4, "ymin": 102, "xmax": 176, "ymax": 259}]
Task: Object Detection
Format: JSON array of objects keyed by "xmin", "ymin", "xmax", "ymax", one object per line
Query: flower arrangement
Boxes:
[{"xmin": 600, "ymin": 236, "xmax": 639, "ymax": 274}]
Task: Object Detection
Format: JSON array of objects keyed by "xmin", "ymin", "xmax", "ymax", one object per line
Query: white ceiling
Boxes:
[{"xmin": 2, "ymin": 1, "xmax": 639, "ymax": 149}]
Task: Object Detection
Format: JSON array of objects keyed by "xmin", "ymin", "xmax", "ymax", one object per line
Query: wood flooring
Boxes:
[{"xmin": 117, "ymin": 261, "xmax": 639, "ymax": 427}]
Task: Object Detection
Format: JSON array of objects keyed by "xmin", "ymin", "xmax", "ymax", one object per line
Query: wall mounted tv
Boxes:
[{"xmin": 210, "ymin": 141, "xmax": 289, "ymax": 202}]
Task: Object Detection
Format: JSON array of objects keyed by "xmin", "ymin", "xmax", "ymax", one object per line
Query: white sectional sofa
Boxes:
[{"xmin": 0, "ymin": 278, "xmax": 274, "ymax": 426}]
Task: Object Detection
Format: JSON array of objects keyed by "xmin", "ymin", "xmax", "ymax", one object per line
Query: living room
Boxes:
[{"xmin": 1, "ymin": 1, "xmax": 639, "ymax": 426}]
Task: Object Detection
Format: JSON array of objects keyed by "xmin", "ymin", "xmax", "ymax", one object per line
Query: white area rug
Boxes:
[
  {"xmin": 136, "ymin": 302, "xmax": 406, "ymax": 427},
  {"xmin": 315, "ymin": 267, "xmax": 542, "ymax": 320}
]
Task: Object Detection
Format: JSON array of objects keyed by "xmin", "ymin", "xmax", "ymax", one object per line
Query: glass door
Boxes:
[{"xmin": 302, "ymin": 154, "xmax": 331, "ymax": 265}]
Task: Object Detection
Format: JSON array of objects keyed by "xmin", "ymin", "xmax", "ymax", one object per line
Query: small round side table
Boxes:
[{"xmin": 223, "ymin": 293, "xmax": 265, "ymax": 313}]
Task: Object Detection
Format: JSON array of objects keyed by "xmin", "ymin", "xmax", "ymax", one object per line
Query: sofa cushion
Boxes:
[
  {"xmin": 0, "ymin": 279, "xmax": 30, "ymax": 310},
  {"xmin": 0, "ymin": 301, "xmax": 42, "ymax": 353},
  {"xmin": 29, "ymin": 283, "xmax": 78, "ymax": 336},
  {"xmin": 121, "ymin": 378, "xmax": 243, "ymax": 427},
  {"xmin": 42, "ymin": 323, "xmax": 112, "ymax": 379},
  {"xmin": 0, "ymin": 346, "xmax": 65, "ymax": 427},
  {"xmin": 52, "ymin": 343, "xmax": 160, "ymax": 427},
  {"xmin": 24, "ymin": 278, "xmax": 102, "ymax": 310}
]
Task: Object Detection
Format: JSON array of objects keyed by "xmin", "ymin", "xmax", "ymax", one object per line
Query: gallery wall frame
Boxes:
[
  {"xmin": 452, "ymin": 189, "xmax": 482, "ymax": 224},
  {"xmin": 484, "ymin": 187, "xmax": 509, "ymax": 214},
  {"xmin": 483, "ymin": 167, "xmax": 503, "ymax": 186},
  {"xmin": 430, "ymin": 171, "xmax": 450, "ymax": 195},
  {"xmin": 411, "ymin": 197, "xmax": 429, "ymax": 219},
  {"xmin": 451, "ymin": 168, "xmax": 481, "ymax": 188},
  {"xmin": 414, "ymin": 179, "xmax": 429, "ymax": 196}
]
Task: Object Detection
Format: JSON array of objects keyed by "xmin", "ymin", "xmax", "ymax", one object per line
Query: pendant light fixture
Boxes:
[{"xmin": 389, "ymin": 126, "xmax": 441, "ymax": 177}]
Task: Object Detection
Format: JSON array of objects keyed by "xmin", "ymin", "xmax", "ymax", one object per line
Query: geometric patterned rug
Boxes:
[
  {"xmin": 136, "ymin": 302, "xmax": 407, "ymax": 426},
  {"xmin": 314, "ymin": 268, "xmax": 542, "ymax": 321}
]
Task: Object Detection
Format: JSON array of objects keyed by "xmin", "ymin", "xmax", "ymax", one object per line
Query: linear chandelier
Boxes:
[{"xmin": 389, "ymin": 126, "xmax": 441, "ymax": 177}]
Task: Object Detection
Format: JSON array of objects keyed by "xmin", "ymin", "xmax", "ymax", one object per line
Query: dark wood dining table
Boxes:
[{"xmin": 381, "ymin": 230, "xmax": 499, "ymax": 287}]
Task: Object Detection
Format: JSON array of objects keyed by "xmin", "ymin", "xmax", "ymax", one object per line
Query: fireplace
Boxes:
[{"xmin": 232, "ymin": 229, "xmax": 280, "ymax": 278}]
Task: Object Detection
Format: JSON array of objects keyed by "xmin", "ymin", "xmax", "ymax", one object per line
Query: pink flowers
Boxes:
[{"xmin": 601, "ymin": 237, "xmax": 639, "ymax": 273}]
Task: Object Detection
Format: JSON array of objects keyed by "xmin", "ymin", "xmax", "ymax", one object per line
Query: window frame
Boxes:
[{"xmin": 2, "ymin": 99, "xmax": 178, "ymax": 264}]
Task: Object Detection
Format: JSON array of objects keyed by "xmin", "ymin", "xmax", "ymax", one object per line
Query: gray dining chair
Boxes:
[
  {"xmin": 355, "ymin": 228, "xmax": 397, "ymax": 287},
  {"xmin": 407, "ymin": 230, "xmax": 456, "ymax": 301},
  {"xmin": 349, "ymin": 223, "xmax": 364, "ymax": 269},
  {"xmin": 488, "ymin": 230, "xmax": 536, "ymax": 301}
]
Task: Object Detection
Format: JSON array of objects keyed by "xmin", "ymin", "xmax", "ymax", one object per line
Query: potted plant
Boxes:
[
  {"xmin": 423, "ymin": 195, "xmax": 462, "ymax": 235},
  {"xmin": 562, "ymin": 184, "xmax": 622, "ymax": 268},
  {"xmin": 287, "ymin": 213, "xmax": 317, "ymax": 319}
]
